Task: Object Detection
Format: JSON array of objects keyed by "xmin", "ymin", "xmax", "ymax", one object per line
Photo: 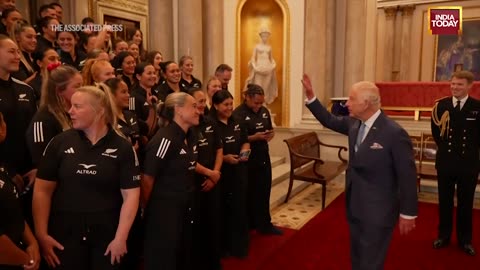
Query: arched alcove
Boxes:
[{"xmin": 236, "ymin": 0, "xmax": 290, "ymax": 126}]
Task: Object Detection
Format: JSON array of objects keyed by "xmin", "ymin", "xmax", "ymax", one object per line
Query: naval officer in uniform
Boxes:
[{"xmin": 431, "ymin": 70, "xmax": 480, "ymax": 256}]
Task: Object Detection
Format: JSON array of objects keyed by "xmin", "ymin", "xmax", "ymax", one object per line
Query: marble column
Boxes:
[
  {"xmin": 303, "ymin": 0, "xmax": 328, "ymax": 103},
  {"xmin": 178, "ymin": 0, "xmax": 203, "ymax": 81},
  {"xmin": 343, "ymin": 0, "xmax": 367, "ymax": 94},
  {"xmin": 399, "ymin": 5, "xmax": 415, "ymax": 81},
  {"xmin": 149, "ymin": 0, "xmax": 174, "ymax": 60},
  {"xmin": 56, "ymin": 0, "xmax": 90, "ymax": 24},
  {"xmin": 325, "ymin": 0, "xmax": 336, "ymax": 101},
  {"xmin": 383, "ymin": 6, "xmax": 398, "ymax": 81},
  {"xmin": 202, "ymin": 0, "xmax": 224, "ymax": 82}
]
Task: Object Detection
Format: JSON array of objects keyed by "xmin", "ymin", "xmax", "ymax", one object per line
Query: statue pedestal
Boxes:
[{"xmin": 271, "ymin": 113, "xmax": 277, "ymax": 127}]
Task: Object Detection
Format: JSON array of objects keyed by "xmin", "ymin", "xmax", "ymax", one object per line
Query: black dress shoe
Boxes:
[
  {"xmin": 460, "ymin": 244, "xmax": 476, "ymax": 256},
  {"xmin": 433, "ymin": 238, "xmax": 450, "ymax": 249}
]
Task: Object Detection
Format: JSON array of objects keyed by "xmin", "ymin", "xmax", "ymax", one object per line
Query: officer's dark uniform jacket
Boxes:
[
  {"xmin": 431, "ymin": 96, "xmax": 480, "ymax": 173},
  {"xmin": 233, "ymin": 103, "xmax": 273, "ymax": 165},
  {"xmin": 26, "ymin": 107, "xmax": 64, "ymax": 167},
  {"xmin": 0, "ymin": 77, "xmax": 37, "ymax": 176}
]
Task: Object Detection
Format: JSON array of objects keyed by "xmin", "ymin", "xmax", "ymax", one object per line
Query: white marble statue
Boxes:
[{"xmin": 245, "ymin": 28, "xmax": 278, "ymax": 105}]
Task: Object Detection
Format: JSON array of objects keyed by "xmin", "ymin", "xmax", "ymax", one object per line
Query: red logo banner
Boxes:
[{"xmin": 428, "ymin": 7, "xmax": 462, "ymax": 35}]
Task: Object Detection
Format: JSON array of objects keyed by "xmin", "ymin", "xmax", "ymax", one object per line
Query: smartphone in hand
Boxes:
[{"xmin": 239, "ymin": 149, "xmax": 251, "ymax": 160}]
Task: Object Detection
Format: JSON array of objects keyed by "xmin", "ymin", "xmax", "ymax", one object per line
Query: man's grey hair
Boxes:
[{"xmin": 353, "ymin": 81, "xmax": 381, "ymax": 108}]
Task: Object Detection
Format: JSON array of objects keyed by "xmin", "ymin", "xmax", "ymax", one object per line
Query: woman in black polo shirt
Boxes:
[
  {"xmin": 142, "ymin": 92, "xmax": 199, "ymax": 270},
  {"xmin": 157, "ymin": 61, "xmax": 184, "ymax": 103},
  {"xmin": 11, "ymin": 20, "xmax": 37, "ymax": 84},
  {"xmin": 29, "ymin": 48, "xmax": 61, "ymax": 102},
  {"xmin": 232, "ymin": 84, "xmax": 281, "ymax": 235},
  {"xmin": 209, "ymin": 90, "xmax": 250, "ymax": 258},
  {"xmin": 111, "ymin": 51, "xmax": 136, "ymax": 91},
  {"xmin": 129, "ymin": 62, "xmax": 158, "ymax": 140},
  {"xmin": 145, "ymin": 50, "xmax": 164, "ymax": 87},
  {"xmin": 0, "ymin": 35, "xmax": 37, "ymax": 227},
  {"xmin": 56, "ymin": 30, "xmax": 86, "ymax": 71},
  {"xmin": 26, "ymin": 65, "xmax": 82, "ymax": 170},
  {"xmin": 179, "ymin": 55, "xmax": 202, "ymax": 90},
  {"xmin": 104, "ymin": 78, "xmax": 140, "ymax": 147},
  {"xmin": 189, "ymin": 88, "xmax": 223, "ymax": 270},
  {"xmin": 102, "ymin": 78, "xmax": 142, "ymax": 270},
  {"xmin": 32, "ymin": 86, "xmax": 140, "ymax": 270},
  {"xmin": 0, "ymin": 114, "xmax": 40, "ymax": 270}
]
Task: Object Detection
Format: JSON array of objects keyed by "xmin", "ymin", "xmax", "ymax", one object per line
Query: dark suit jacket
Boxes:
[
  {"xmin": 431, "ymin": 96, "xmax": 480, "ymax": 174},
  {"xmin": 307, "ymin": 99, "xmax": 418, "ymax": 227}
]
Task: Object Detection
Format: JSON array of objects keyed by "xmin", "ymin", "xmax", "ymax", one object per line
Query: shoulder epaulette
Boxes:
[{"xmin": 433, "ymin": 96, "xmax": 450, "ymax": 104}]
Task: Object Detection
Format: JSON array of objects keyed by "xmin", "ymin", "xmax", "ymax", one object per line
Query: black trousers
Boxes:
[
  {"xmin": 48, "ymin": 211, "xmax": 121, "ymax": 270},
  {"xmin": 437, "ymin": 169, "xmax": 478, "ymax": 244},
  {"xmin": 247, "ymin": 157, "xmax": 273, "ymax": 231},
  {"xmin": 219, "ymin": 163, "xmax": 249, "ymax": 258},
  {"xmin": 193, "ymin": 184, "xmax": 221, "ymax": 270},
  {"xmin": 348, "ymin": 217, "xmax": 394, "ymax": 270},
  {"xmin": 120, "ymin": 209, "xmax": 143, "ymax": 270},
  {"xmin": 143, "ymin": 193, "xmax": 194, "ymax": 270}
]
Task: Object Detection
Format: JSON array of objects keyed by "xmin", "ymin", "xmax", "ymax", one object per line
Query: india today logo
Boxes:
[{"xmin": 428, "ymin": 6, "xmax": 462, "ymax": 35}]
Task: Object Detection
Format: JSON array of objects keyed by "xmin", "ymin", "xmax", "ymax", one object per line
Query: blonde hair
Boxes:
[
  {"xmin": 76, "ymin": 84, "xmax": 124, "ymax": 138},
  {"xmin": 82, "ymin": 59, "xmax": 112, "ymax": 85},
  {"xmin": 11, "ymin": 20, "xmax": 35, "ymax": 74},
  {"xmin": 164, "ymin": 92, "xmax": 191, "ymax": 121},
  {"xmin": 40, "ymin": 65, "xmax": 79, "ymax": 130},
  {"xmin": 179, "ymin": 55, "xmax": 193, "ymax": 68}
]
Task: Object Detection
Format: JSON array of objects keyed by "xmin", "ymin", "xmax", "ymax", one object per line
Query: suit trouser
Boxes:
[
  {"xmin": 437, "ymin": 169, "xmax": 477, "ymax": 244},
  {"xmin": 348, "ymin": 217, "xmax": 394, "ymax": 270},
  {"xmin": 247, "ymin": 157, "xmax": 273, "ymax": 231}
]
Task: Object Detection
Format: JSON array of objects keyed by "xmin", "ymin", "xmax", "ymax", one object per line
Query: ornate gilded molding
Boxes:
[
  {"xmin": 400, "ymin": 5, "xmax": 415, "ymax": 16},
  {"xmin": 378, "ymin": 0, "xmax": 450, "ymax": 8},
  {"xmin": 96, "ymin": 0, "xmax": 148, "ymax": 14},
  {"xmin": 383, "ymin": 6, "xmax": 398, "ymax": 19}
]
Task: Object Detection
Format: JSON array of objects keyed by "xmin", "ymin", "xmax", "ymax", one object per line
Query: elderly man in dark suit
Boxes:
[
  {"xmin": 431, "ymin": 70, "xmax": 480, "ymax": 256},
  {"xmin": 301, "ymin": 74, "xmax": 418, "ymax": 270}
]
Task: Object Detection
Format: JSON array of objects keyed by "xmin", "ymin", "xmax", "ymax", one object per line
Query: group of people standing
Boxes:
[{"xmin": 0, "ymin": 4, "xmax": 281, "ymax": 269}]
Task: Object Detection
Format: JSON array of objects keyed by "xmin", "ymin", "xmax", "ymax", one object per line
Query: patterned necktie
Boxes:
[
  {"xmin": 355, "ymin": 122, "xmax": 366, "ymax": 152},
  {"xmin": 455, "ymin": 100, "xmax": 461, "ymax": 112}
]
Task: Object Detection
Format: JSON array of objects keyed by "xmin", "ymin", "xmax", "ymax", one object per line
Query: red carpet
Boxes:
[
  {"xmin": 255, "ymin": 194, "xmax": 480, "ymax": 270},
  {"xmin": 222, "ymin": 228, "xmax": 297, "ymax": 270}
]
